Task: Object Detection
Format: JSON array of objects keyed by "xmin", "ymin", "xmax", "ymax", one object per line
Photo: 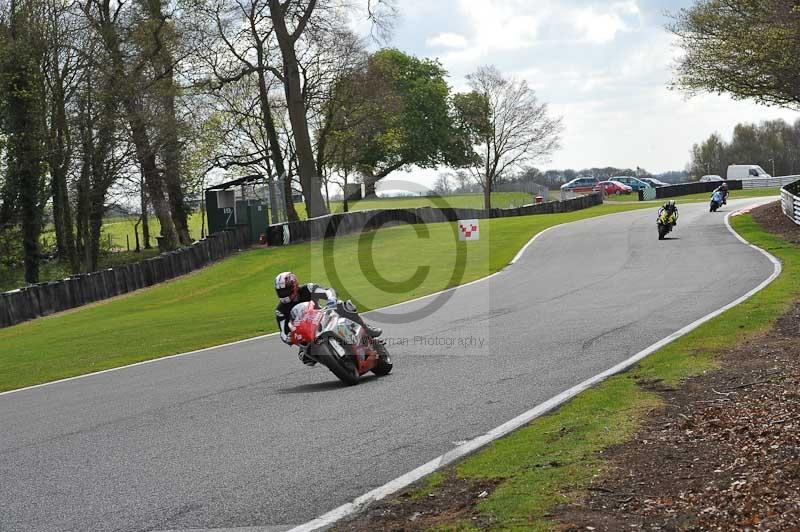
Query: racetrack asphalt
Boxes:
[{"xmin": 0, "ymin": 199, "xmax": 778, "ymax": 532}]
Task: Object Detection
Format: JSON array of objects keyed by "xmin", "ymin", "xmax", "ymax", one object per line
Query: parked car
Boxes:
[
  {"xmin": 561, "ymin": 176, "xmax": 599, "ymax": 193},
  {"xmin": 610, "ymin": 176, "xmax": 652, "ymax": 192},
  {"xmin": 595, "ymin": 180, "xmax": 633, "ymax": 196},
  {"xmin": 727, "ymin": 165, "xmax": 771, "ymax": 180},
  {"xmin": 700, "ymin": 174, "xmax": 724, "ymax": 182},
  {"xmin": 639, "ymin": 177, "xmax": 669, "ymax": 188}
]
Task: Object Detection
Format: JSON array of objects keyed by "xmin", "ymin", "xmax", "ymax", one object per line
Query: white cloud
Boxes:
[
  {"xmin": 612, "ymin": 0, "xmax": 641, "ymax": 16},
  {"xmin": 426, "ymin": 32, "xmax": 470, "ymax": 49},
  {"xmin": 572, "ymin": 2, "xmax": 643, "ymax": 45},
  {"xmin": 574, "ymin": 9, "xmax": 628, "ymax": 44},
  {"xmin": 457, "ymin": 0, "xmax": 548, "ymax": 51}
]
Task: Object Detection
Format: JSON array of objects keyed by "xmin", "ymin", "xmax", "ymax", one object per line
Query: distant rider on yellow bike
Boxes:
[{"xmin": 658, "ymin": 200, "xmax": 679, "ymax": 226}]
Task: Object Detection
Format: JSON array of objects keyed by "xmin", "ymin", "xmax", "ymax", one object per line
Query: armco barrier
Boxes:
[
  {"xmin": 782, "ymin": 181, "xmax": 800, "ymax": 226},
  {"xmin": 266, "ymin": 193, "xmax": 604, "ymax": 246},
  {"xmin": 0, "ymin": 226, "xmax": 250, "ymax": 329},
  {"xmin": 639, "ymin": 180, "xmax": 744, "ymax": 201},
  {"xmin": 743, "ymin": 175, "xmax": 800, "ymax": 189}
]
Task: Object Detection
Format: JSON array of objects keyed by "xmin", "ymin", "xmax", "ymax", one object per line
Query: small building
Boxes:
[{"xmin": 205, "ymin": 175, "xmax": 270, "ymax": 243}]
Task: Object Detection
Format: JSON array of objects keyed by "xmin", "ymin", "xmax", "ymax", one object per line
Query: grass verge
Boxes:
[
  {"xmin": 0, "ymin": 202, "xmax": 653, "ymax": 393},
  {"xmin": 349, "ymin": 211, "xmax": 799, "ymax": 531}
]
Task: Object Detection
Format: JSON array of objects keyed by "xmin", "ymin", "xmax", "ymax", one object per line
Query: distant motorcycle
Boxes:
[
  {"xmin": 657, "ymin": 209, "xmax": 676, "ymax": 240},
  {"xmin": 289, "ymin": 302, "xmax": 393, "ymax": 385},
  {"xmin": 710, "ymin": 190, "xmax": 725, "ymax": 213}
]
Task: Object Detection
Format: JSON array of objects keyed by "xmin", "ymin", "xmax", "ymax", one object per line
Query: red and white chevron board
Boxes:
[{"xmin": 458, "ymin": 219, "xmax": 480, "ymax": 241}]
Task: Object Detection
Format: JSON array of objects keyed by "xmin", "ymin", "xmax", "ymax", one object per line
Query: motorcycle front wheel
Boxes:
[
  {"xmin": 315, "ymin": 340, "xmax": 360, "ymax": 386},
  {"xmin": 658, "ymin": 224, "xmax": 669, "ymax": 240}
]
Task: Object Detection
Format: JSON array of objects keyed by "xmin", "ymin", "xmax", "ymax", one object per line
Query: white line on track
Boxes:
[{"xmin": 288, "ymin": 204, "xmax": 783, "ymax": 532}]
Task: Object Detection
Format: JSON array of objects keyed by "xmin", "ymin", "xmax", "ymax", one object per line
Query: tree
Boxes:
[
  {"xmin": 670, "ymin": 0, "xmax": 800, "ymax": 110},
  {"xmin": 0, "ymin": 0, "xmax": 49, "ymax": 284},
  {"xmin": 326, "ymin": 48, "xmax": 455, "ymax": 197},
  {"xmin": 688, "ymin": 118, "xmax": 800, "ymax": 179},
  {"xmin": 189, "ymin": 0, "xmax": 302, "ymax": 222},
  {"xmin": 267, "ymin": 0, "xmax": 329, "ymax": 217},
  {"xmin": 42, "ymin": 0, "xmax": 79, "ymax": 272},
  {"xmin": 81, "ymin": 0, "xmax": 181, "ymax": 250},
  {"xmin": 266, "ymin": 0, "xmax": 396, "ymax": 214},
  {"xmin": 688, "ymin": 132, "xmax": 727, "ymax": 178},
  {"xmin": 73, "ymin": 44, "xmax": 130, "ymax": 271},
  {"xmin": 453, "ymin": 66, "xmax": 562, "ymax": 210},
  {"xmin": 432, "ymin": 173, "xmax": 452, "ymax": 195},
  {"xmin": 138, "ymin": 0, "xmax": 193, "ymax": 245}
]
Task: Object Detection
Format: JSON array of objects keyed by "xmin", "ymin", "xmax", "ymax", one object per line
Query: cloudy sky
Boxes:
[{"xmin": 356, "ymin": 0, "xmax": 800, "ymax": 181}]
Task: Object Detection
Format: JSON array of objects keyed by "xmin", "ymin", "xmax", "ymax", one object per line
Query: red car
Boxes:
[{"xmin": 595, "ymin": 180, "xmax": 633, "ymax": 196}]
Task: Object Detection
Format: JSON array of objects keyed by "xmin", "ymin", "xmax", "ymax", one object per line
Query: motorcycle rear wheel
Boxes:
[{"xmin": 317, "ymin": 341, "xmax": 360, "ymax": 386}]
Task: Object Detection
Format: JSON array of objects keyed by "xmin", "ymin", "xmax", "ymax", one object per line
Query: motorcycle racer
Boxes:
[{"xmin": 274, "ymin": 272, "xmax": 382, "ymax": 366}]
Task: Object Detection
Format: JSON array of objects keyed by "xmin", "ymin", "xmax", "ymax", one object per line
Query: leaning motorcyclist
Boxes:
[
  {"xmin": 658, "ymin": 200, "xmax": 679, "ymax": 226},
  {"xmin": 713, "ymin": 182, "xmax": 729, "ymax": 205},
  {"xmin": 274, "ymin": 272, "xmax": 382, "ymax": 366}
]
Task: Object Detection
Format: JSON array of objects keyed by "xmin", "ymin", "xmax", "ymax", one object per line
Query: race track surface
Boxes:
[{"xmin": 0, "ymin": 199, "xmax": 777, "ymax": 531}]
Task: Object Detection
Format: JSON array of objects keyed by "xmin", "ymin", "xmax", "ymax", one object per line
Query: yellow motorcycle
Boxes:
[{"xmin": 657, "ymin": 209, "xmax": 677, "ymax": 240}]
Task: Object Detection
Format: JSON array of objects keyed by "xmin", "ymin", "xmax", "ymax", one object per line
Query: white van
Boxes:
[{"xmin": 727, "ymin": 165, "xmax": 771, "ymax": 180}]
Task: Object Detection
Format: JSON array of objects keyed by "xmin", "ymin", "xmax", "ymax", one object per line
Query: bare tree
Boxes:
[
  {"xmin": 267, "ymin": 0, "xmax": 330, "ymax": 217},
  {"xmin": 454, "ymin": 66, "xmax": 563, "ymax": 210},
  {"xmin": 42, "ymin": 0, "xmax": 81, "ymax": 271},
  {"xmin": 138, "ymin": 0, "xmax": 193, "ymax": 245},
  {"xmin": 80, "ymin": 0, "xmax": 181, "ymax": 250},
  {"xmin": 432, "ymin": 173, "xmax": 452, "ymax": 196},
  {"xmin": 265, "ymin": 0, "xmax": 396, "ymax": 217},
  {"xmin": 187, "ymin": 0, "xmax": 303, "ymax": 220}
]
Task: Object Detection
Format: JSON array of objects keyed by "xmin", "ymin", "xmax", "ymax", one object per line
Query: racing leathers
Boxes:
[
  {"xmin": 713, "ymin": 185, "xmax": 729, "ymax": 205},
  {"xmin": 658, "ymin": 203, "xmax": 679, "ymax": 226}
]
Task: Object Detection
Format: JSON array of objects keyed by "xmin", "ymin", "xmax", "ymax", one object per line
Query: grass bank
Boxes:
[
  {"xmin": 0, "ymin": 202, "xmax": 651, "ymax": 393},
  {"xmin": 366, "ymin": 212, "xmax": 799, "ymax": 531},
  {"xmin": 100, "ymin": 192, "xmax": 533, "ymax": 248},
  {"xmin": 9, "ymin": 193, "xmax": 539, "ymax": 294}
]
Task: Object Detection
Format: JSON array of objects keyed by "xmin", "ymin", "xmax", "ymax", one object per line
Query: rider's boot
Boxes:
[{"xmin": 298, "ymin": 348, "xmax": 316, "ymax": 367}]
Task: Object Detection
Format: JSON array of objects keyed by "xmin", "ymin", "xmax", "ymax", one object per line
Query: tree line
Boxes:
[
  {"xmin": 688, "ymin": 119, "xmax": 800, "ymax": 180},
  {"xmin": 0, "ymin": 0, "xmax": 561, "ymax": 286},
  {"xmin": 671, "ymin": 1, "xmax": 800, "ymax": 179}
]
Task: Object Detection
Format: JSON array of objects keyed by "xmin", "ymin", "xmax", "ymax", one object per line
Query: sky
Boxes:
[{"xmin": 351, "ymin": 0, "xmax": 800, "ymax": 188}]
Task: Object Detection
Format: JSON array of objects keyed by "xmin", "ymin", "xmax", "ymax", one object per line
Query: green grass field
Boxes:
[
  {"xmin": 0, "ymin": 202, "xmax": 654, "ymax": 392},
  {"xmin": 405, "ymin": 212, "xmax": 800, "ymax": 530}
]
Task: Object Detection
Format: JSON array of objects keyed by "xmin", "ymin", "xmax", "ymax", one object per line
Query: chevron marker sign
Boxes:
[{"xmin": 458, "ymin": 219, "xmax": 480, "ymax": 241}]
